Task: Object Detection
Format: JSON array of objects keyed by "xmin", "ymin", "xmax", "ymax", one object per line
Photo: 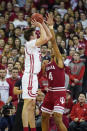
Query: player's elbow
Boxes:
[
  {"xmin": 41, "ymin": 37, "xmax": 48, "ymax": 45},
  {"xmin": 47, "ymin": 34, "xmax": 52, "ymax": 41}
]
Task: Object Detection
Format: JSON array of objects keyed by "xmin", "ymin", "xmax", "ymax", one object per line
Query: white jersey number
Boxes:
[{"xmin": 49, "ymin": 72, "xmax": 53, "ymax": 80}]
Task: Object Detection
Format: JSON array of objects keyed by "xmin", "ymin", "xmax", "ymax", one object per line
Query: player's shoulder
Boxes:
[{"xmin": 26, "ymin": 39, "xmax": 37, "ymax": 47}]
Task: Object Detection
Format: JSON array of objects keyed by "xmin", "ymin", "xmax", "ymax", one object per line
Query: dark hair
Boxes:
[
  {"xmin": 73, "ymin": 35, "xmax": 79, "ymax": 39},
  {"xmin": 12, "ymin": 67, "xmax": 18, "ymax": 71},
  {"xmin": 79, "ymin": 92, "xmax": 86, "ymax": 98},
  {"xmin": 24, "ymin": 28, "xmax": 35, "ymax": 41},
  {"xmin": 75, "ymin": 51, "xmax": 80, "ymax": 55}
]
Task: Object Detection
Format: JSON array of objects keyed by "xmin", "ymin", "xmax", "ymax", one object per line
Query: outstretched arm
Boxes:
[
  {"xmin": 31, "ymin": 19, "xmax": 52, "ymax": 47},
  {"xmin": 42, "ymin": 21, "xmax": 52, "ymax": 42},
  {"xmin": 46, "ymin": 14, "xmax": 64, "ymax": 68}
]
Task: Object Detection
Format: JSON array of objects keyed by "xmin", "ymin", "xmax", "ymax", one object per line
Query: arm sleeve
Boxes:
[
  {"xmin": 70, "ymin": 105, "xmax": 77, "ymax": 120},
  {"xmin": 76, "ymin": 66, "xmax": 85, "ymax": 80}
]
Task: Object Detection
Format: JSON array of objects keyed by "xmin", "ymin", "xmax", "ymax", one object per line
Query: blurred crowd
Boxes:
[{"xmin": 0, "ymin": 0, "xmax": 87, "ymax": 131}]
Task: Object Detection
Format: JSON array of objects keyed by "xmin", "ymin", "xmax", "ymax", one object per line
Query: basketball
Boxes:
[{"xmin": 31, "ymin": 13, "xmax": 43, "ymax": 23}]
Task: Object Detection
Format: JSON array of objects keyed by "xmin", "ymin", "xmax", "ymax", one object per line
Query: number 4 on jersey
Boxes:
[{"xmin": 49, "ymin": 72, "xmax": 53, "ymax": 80}]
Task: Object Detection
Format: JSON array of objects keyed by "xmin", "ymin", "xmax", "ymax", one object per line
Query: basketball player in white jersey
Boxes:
[{"xmin": 22, "ymin": 19, "xmax": 52, "ymax": 131}]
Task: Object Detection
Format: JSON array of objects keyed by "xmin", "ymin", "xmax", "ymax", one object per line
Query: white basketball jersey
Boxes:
[
  {"xmin": 24, "ymin": 39, "xmax": 41, "ymax": 74},
  {"xmin": 0, "ymin": 80, "xmax": 9, "ymax": 103}
]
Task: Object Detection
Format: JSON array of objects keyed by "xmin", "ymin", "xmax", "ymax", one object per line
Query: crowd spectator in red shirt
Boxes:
[
  {"xmin": 68, "ymin": 51, "xmax": 85, "ymax": 100},
  {"xmin": 6, "ymin": 67, "xmax": 19, "ymax": 105},
  {"xmin": 69, "ymin": 92, "xmax": 87, "ymax": 131},
  {"xmin": 63, "ymin": 90, "xmax": 73, "ymax": 129}
]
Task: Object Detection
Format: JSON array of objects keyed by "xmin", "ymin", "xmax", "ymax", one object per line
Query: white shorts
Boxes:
[{"xmin": 22, "ymin": 73, "xmax": 38, "ymax": 99}]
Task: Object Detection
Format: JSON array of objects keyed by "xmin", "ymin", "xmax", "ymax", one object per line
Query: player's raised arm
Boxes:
[
  {"xmin": 42, "ymin": 20, "xmax": 52, "ymax": 41},
  {"xmin": 31, "ymin": 19, "xmax": 52, "ymax": 47},
  {"xmin": 46, "ymin": 14, "xmax": 64, "ymax": 68}
]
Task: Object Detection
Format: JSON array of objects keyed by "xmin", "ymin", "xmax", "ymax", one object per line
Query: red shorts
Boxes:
[{"xmin": 41, "ymin": 90, "xmax": 66, "ymax": 114}]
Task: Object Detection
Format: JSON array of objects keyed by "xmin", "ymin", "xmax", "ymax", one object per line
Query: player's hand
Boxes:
[
  {"xmin": 46, "ymin": 13, "xmax": 54, "ymax": 26},
  {"xmin": 31, "ymin": 19, "xmax": 41, "ymax": 28}
]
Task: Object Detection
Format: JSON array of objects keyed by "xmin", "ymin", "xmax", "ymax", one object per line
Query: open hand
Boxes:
[
  {"xmin": 46, "ymin": 13, "xmax": 54, "ymax": 26},
  {"xmin": 31, "ymin": 19, "xmax": 41, "ymax": 27}
]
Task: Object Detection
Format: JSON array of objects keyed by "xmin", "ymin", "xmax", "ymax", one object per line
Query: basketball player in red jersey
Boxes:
[{"xmin": 41, "ymin": 14, "xmax": 67, "ymax": 131}]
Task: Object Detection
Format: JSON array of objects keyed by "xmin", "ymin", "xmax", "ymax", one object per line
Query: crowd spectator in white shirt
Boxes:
[{"xmin": 57, "ymin": 1, "xmax": 67, "ymax": 18}]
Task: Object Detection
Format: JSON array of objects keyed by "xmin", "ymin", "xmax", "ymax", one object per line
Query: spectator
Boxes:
[
  {"xmin": 0, "ymin": 56, "xmax": 8, "ymax": 69},
  {"xmin": 6, "ymin": 67, "xmax": 19, "ymax": 105},
  {"xmin": 74, "ymin": 11, "xmax": 80, "ymax": 23},
  {"xmin": 35, "ymin": 91, "xmax": 45, "ymax": 131},
  {"xmin": 8, "ymin": 57, "xmax": 14, "ymax": 65},
  {"xmin": 7, "ymin": 37, "xmax": 14, "ymax": 49},
  {"xmin": 78, "ymin": 44, "xmax": 86, "ymax": 62},
  {"xmin": 6, "ymin": 1, "xmax": 13, "ymax": 13},
  {"xmin": 69, "ymin": 92, "xmax": 87, "ymax": 131},
  {"xmin": 14, "ymin": 38, "xmax": 21, "ymax": 51},
  {"xmin": 0, "ymin": 93, "xmax": 4, "ymax": 110},
  {"xmin": 0, "ymin": 68, "xmax": 10, "ymax": 103},
  {"xmin": 12, "ymin": 78, "xmax": 24, "ymax": 131},
  {"xmin": 9, "ymin": 4, "xmax": 20, "ymax": 22},
  {"xmin": 63, "ymin": 90, "xmax": 73, "ymax": 128},
  {"xmin": 68, "ymin": 51, "xmax": 85, "ymax": 100},
  {"xmin": 80, "ymin": 12, "xmax": 87, "ymax": 29},
  {"xmin": 54, "ymin": 14, "xmax": 63, "ymax": 30},
  {"xmin": 10, "ymin": 48, "xmax": 19, "ymax": 62},
  {"xmin": 72, "ymin": 35, "xmax": 79, "ymax": 49},
  {"xmin": 75, "ymin": 21, "xmax": 83, "ymax": 35},
  {"xmin": 13, "ymin": 11, "xmax": 29, "ymax": 29},
  {"xmin": 64, "ymin": 47, "xmax": 75, "ymax": 67},
  {"xmin": 6, "ymin": 63, "xmax": 14, "ymax": 78},
  {"xmin": 57, "ymin": 1, "xmax": 67, "ymax": 18},
  {"xmin": 14, "ymin": 61, "xmax": 23, "ymax": 78},
  {"xmin": 76, "ymin": 0, "xmax": 85, "ymax": 13},
  {"xmin": 6, "ymin": 22, "xmax": 15, "ymax": 37},
  {"xmin": 0, "ymin": 15, "xmax": 6, "ymax": 29},
  {"xmin": 41, "ymin": 45, "xmax": 48, "ymax": 60},
  {"xmin": 0, "ymin": 39, "xmax": 5, "ymax": 56},
  {"xmin": 14, "ymin": 27, "xmax": 26, "ymax": 45},
  {"xmin": 0, "ymin": 0, "xmax": 6, "ymax": 13},
  {"xmin": 2, "ymin": 44, "xmax": 11, "ymax": 58}
]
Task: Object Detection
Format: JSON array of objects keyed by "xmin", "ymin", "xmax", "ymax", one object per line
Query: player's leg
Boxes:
[
  {"xmin": 28, "ymin": 99, "xmax": 36, "ymax": 130},
  {"xmin": 22, "ymin": 99, "xmax": 31, "ymax": 131},
  {"xmin": 42, "ymin": 112, "xmax": 50, "ymax": 131},
  {"xmin": 54, "ymin": 112, "xmax": 67, "ymax": 131},
  {"xmin": 41, "ymin": 91, "xmax": 53, "ymax": 131},
  {"xmin": 53, "ymin": 90, "xmax": 67, "ymax": 131}
]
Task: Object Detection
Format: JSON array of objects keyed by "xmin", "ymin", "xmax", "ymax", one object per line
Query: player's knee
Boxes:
[
  {"xmin": 42, "ymin": 112, "xmax": 50, "ymax": 121},
  {"xmin": 54, "ymin": 112, "xmax": 63, "ymax": 123}
]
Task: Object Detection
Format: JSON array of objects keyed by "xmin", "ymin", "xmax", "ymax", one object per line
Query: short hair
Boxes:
[
  {"xmin": 78, "ymin": 92, "xmax": 86, "ymax": 98},
  {"xmin": 74, "ymin": 51, "xmax": 80, "ymax": 56},
  {"xmin": 24, "ymin": 28, "xmax": 35, "ymax": 41},
  {"xmin": 12, "ymin": 67, "xmax": 18, "ymax": 71}
]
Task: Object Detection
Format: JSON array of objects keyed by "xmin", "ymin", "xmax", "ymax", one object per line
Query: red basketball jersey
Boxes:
[{"xmin": 46, "ymin": 60, "xmax": 65, "ymax": 87}]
